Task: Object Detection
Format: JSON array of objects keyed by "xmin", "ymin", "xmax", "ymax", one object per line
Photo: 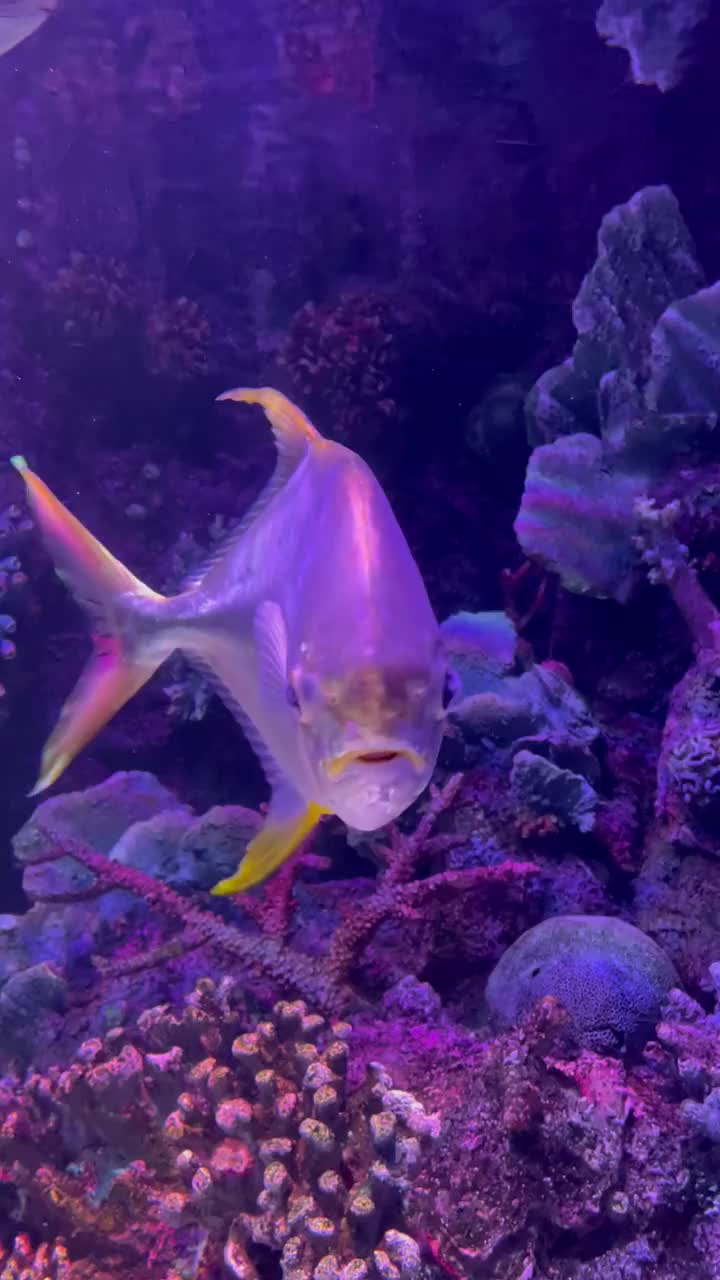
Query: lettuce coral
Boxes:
[{"xmin": 516, "ymin": 185, "xmax": 720, "ymax": 601}]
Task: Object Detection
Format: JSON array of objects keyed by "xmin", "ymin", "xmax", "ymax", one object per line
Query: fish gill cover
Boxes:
[{"xmin": 1, "ymin": 0, "xmax": 720, "ymax": 1278}]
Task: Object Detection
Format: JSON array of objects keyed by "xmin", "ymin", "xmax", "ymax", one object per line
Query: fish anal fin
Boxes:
[{"xmin": 211, "ymin": 793, "xmax": 327, "ymax": 894}]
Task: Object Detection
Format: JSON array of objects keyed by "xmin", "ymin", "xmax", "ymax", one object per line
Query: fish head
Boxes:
[{"xmin": 287, "ymin": 655, "xmax": 456, "ymax": 829}]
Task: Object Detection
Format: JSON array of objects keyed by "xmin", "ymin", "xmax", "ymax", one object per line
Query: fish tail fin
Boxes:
[
  {"xmin": 11, "ymin": 456, "xmax": 171, "ymax": 796},
  {"xmin": 216, "ymin": 387, "xmax": 325, "ymax": 458}
]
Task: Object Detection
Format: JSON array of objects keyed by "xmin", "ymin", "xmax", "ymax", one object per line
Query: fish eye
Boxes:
[
  {"xmin": 442, "ymin": 670, "xmax": 460, "ymax": 709},
  {"xmin": 286, "ymin": 682, "xmax": 301, "ymax": 711}
]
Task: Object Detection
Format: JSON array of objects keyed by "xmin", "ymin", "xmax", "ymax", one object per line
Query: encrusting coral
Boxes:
[{"xmin": 0, "ymin": 981, "xmax": 436, "ymax": 1279}]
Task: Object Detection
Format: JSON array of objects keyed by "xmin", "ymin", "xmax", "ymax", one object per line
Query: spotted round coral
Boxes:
[{"xmin": 486, "ymin": 915, "xmax": 679, "ymax": 1053}]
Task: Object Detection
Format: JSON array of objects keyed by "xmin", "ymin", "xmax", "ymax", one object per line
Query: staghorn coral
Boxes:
[
  {"xmin": 0, "ymin": 981, "xmax": 435, "ymax": 1280},
  {"xmin": 323, "ymin": 775, "xmax": 539, "ymax": 992},
  {"xmin": 3, "ymin": 771, "xmax": 541, "ymax": 1044}
]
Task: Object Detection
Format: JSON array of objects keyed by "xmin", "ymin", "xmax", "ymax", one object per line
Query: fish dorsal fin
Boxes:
[{"xmin": 183, "ymin": 388, "xmax": 325, "ymax": 591}]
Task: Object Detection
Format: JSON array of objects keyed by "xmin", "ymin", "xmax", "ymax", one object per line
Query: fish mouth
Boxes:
[{"xmin": 325, "ymin": 747, "xmax": 425, "ymax": 779}]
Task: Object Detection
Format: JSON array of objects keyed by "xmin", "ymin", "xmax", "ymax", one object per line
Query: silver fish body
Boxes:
[{"xmin": 13, "ymin": 388, "xmax": 450, "ymax": 891}]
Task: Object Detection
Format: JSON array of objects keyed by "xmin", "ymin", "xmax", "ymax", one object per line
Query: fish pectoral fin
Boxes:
[
  {"xmin": 254, "ymin": 600, "xmax": 289, "ymax": 710},
  {"xmin": 210, "ymin": 794, "xmax": 328, "ymax": 895}
]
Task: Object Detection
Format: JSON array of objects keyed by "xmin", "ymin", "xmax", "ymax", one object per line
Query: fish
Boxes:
[
  {"xmin": 0, "ymin": 0, "xmax": 57, "ymax": 57},
  {"xmin": 12, "ymin": 388, "xmax": 454, "ymax": 894}
]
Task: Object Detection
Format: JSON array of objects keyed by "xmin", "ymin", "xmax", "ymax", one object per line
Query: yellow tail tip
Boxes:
[
  {"xmin": 10, "ymin": 455, "xmax": 28, "ymax": 473},
  {"xmin": 210, "ymin": 873, "xmax": 245, "ymax": 897}
]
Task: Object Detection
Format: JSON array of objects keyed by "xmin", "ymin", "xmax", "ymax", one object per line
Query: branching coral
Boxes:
[
  {"xmin": 325, "ymin": 776, "xmax": 539, "ymax": 989},
  {"xmin": 6, "ymin": 772, "xmax": 539, "ymax": 1036},
  {"xmin": 0, "ymin": 981, "xmax": 436, "ymax": 1280},
  {"xmin": 26, "ymin": 824, "xmax": 349, "ymax": 1015}
]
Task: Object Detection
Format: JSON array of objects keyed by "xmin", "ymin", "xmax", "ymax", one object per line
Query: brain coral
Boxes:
[{"xmin": 486, "ymin": 915, "xmax": 679, "ymax": 1053}]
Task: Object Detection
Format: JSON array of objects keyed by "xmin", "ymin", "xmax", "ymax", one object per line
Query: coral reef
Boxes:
[
  {"xmin": 0, "ymin": 982, "xmax": 435, "ymax": 1278},
  {"xmin": 410, "ymin": 997, "xmax": 695, "ymax": 1278},
  {"xmin": 4, "ymin": 5, "xmax": 720, "ymax": 1277}
]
